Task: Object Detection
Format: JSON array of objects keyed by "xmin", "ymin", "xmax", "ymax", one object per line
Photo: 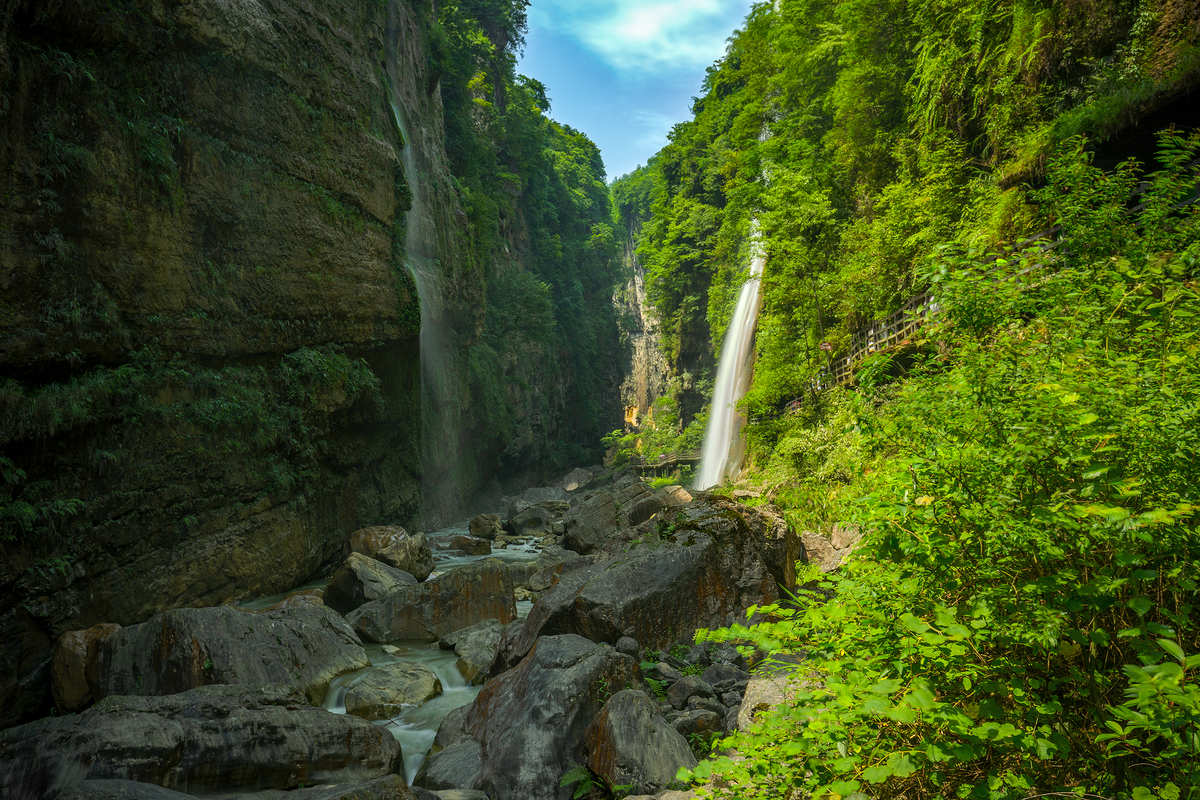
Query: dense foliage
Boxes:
[
  {"xmin": 621, "ymin": 0, "xmax": 1200, "ymax": 427},
  {"xmin": 612, "ymin": 0, "xmax": 1200, "ymax": 797},
  {"xmin": 685, "ymin": 135, "xmax": 1200, "ymax": 800},
  {"xmin": 426, "ymin": 0, "xmax": 623, "ymax": 474}
]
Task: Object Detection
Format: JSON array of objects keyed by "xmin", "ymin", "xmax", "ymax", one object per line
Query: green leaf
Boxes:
[
  {"xmin": 1132, "ymin": 787, "xmax": 1155, "ymax": 800},
  {"xmin": 829, "ymin": 780, "xmax": 862, "ymax": 796},
  {"xmin": 1157, "ymin": 638, "xmax": 1185, "ymax": 661},
  {"xmin": 1128, "ymin": 596, "xmax": 1154, "ymax": 617},
  {"xmin": 862, "ymin": 764, "xmax": 892, "ymax": 784},
  {"xmin": 1162, "ymin": 783, "xmax": 1181, "ymax": 800}
]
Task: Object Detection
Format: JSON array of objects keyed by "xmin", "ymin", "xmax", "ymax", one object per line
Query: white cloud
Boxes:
[{"xmin": 531, "ymin": 0, "xmax": 747, "ymax": 73}]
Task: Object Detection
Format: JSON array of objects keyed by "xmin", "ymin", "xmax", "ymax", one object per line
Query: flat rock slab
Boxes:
[
  {"xmin": 348, "ymin": 560, "xmax": 515, "ymax": 643},
  {"xmin": 344, "ymin": 662, "xmax": 443, "ymax": 720},
  {"xmin": 0, "ymin": 686, "xmax": 403, "ymax": 796},
  {"xmin": 98, "ymin": 604, "xmax": 369, "ymax": 704}
]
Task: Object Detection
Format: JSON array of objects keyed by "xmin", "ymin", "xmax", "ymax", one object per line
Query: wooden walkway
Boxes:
[
  {"xmin": 632, "ymin": 453, "xmax": 700, "ymax": 478},
  {"xmin": 795, "ymin": 178, "xmax": 1200, "ymax": 403}
]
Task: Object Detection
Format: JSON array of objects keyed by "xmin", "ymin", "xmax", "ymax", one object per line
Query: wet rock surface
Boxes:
[
  {"xmin": 52, "ymin": 623, "xmax": 122, "ymax": 713},
  {"xmin": 584, "ymin": 689, "xmax": 696, "ymax": 795},
  {"xmin": 98, "ymin": 604, "xmax": 369, "ymax": 705},
  {"xmin": 439, "ymin": 621, "xmax": 504, "ymax": 685},
  {"xmin": 499, "ymin": 494, "xmax": 802, "ymax": 667},
  {"xmin": 350, "ymin": 527, "xmax": 435, "ymax": 583},
  {"xmin": 343, "ymin": 662, "xmax": 443, "ymax": 720},
  {"xmin": 0, "ymin": 686, "xmax": 403, "ymax": 796},
  {"xmin": 324, "ymin": 553, "xmax": 418, "ymax": 614},
  {"xmin": 347, "ymin": 560, "xmax": 516, "ymax": 643},
  {"xmin": 427, "ymin": 635, "xmax": 637, "ymax": 800}
]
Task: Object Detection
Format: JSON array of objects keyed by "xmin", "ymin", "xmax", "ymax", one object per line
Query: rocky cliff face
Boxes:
[
  {"xmin": 0, "ymin": 0, "xmax": 437, "ymax": 726},
  {"xmin": 613, "ymin": 229, "xmax": 669, "ymax": 429}
]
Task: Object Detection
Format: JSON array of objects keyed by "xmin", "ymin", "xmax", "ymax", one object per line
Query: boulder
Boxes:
[
  {"xmin": 348, "ymin": 560, "xmax": 515, "ymax": 643},
  {"xmin": 584, "ymin": 690, "xmax": 696, "ymax": 795},
  {"xmin": 505, "ymin": 504, "xmax": 563, "ymax": 538},
  {"xmin": 461, "ymin": 635, "xmax": 638, "ymax": 800},
  {"xmin": 499, "ymin": 496, "xmax": 802, "ymax": 668},
  {"xmin": 657, "ymin": 485, "xmax": 693, "ymax": 506},
  {"xmin": 562, "ymin": 473, "xmax": 663, "ymax": 555},
  {"xmin": 252, "ymin": 588, "xmax": 326, "ymax": 613},
  {"xmin": 0, "ymin": 686, "xmax": 403, "ymax": 796},
  {"xmin": 415, "ymin": 740, "xmax": 483, "ymax": 792},
  {"xmin": 349, "ymin": 526, "xmax": 434, "ymax": 582},
  {"xmin": 700, "ymin": 664, "xmax": 749, "ymax": 693},
  {"xmin": 97, "ymin": 604, "xmax": 368, "ymax": 704},
  {"xmin": 468, "ymin": 515, "xmax": 503, "ymax": 541},
  {"xmin": 671, "ymin": 709, "xmax": 721, "ymax": 738},
  {"xmin": 666, "ymin": 677, "xmax": 714, "ymax": 710},
  {"xmin": 737, "ymin": 671, "xmax": 798, "ymax": 731},
  {"xmin": 450, "ymin": 536, "xmax": 492, "ymax": 556},
  {"xmin": 324, "ymin": 553, "xmax": 418, "ymax": 614},
  {"xmin": 256, "ymin": 776, "xmax": 416, "ymax": 799},
  {"xmin": 52, "ymin": 623, "xmax": 121, "ymax": 712},
  {"xmin": 344, "ymin": 662, "xmax": 443, "ymax": 720},
  {"xmin": 559, "ymin": 467, "xmax": 596, "ymax": 492},
  {"xmin": 440, "ymin": 620, "xmax": 504, "ymax": 685},
  {"xmin": 57, "ymin": 780, "xmax": 198, "ymax": 799},
  {"xmin": 432, "ymin": 704, "xmax": 472, "ymax": 750},
  {"xmin": 433, "ymin": 792, "xmax": 489, "ymax": 800}
]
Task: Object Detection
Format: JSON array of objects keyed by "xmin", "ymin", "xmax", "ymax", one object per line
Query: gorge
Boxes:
[{"xmin": 3, "ymin": 0, "xmax": 1200, "ymax": 799}]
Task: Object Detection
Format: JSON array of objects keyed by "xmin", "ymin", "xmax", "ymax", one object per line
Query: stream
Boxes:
[{"xmin": 240, "ymin": 522, "xmax": 541, "ymax": 784}]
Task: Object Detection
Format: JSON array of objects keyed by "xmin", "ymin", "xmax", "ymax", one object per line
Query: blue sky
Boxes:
[{"xmin": 517, "ymin": 0, "xmax": 756, "ymax": 181}]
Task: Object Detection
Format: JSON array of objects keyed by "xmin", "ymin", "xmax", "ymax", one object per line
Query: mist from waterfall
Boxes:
[
  {"xmin": 694, "ymin": 222, "xmax": 765, "ymax": 491},
  {"xmin": 389, "ymin": 96, "xmax": 463, "ymax": 526}
]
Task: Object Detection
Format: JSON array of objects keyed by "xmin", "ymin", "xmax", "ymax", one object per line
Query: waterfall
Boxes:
[
  {"xmin": 388, "ymin": 94, "xmax": 463, "ymax": 525},
  {"xmin": 694, "ymin": 222, "xmax": 766, "ymax": 491}
]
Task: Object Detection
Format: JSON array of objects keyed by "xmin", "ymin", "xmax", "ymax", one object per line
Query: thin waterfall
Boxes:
[
  {"xmin": 388, "ymin": 94, "xmax": 462, "ymax": 525},
  {"xmin": 694, "ymin": 222, "xmax": 766, "ymax": 490}
]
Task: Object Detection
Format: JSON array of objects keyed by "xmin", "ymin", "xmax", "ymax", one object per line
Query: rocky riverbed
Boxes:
[{"xmin": 0, "ymin": 467, "xmax": 805, "ymax": 800}]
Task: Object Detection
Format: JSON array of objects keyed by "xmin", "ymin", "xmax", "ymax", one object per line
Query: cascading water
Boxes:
[
  {"xmin": 694, "ymin": 222, "xmax": 766, "ymax": 490},
  {"xmin": 388, "ymin": 94, "xmax": 463, "ymax": 525}
]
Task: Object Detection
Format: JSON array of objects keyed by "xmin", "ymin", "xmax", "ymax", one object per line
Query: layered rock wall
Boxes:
[{"xmin": 0, "ymin": 0, "xmax": 434, "ymax": 725}]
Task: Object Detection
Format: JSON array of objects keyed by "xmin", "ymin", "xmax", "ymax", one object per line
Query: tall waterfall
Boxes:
[
  {"xmin": 694, "ymin": 223, "xmax": 766, "ymax": 490},
  {"xmin": 389, "ymin": 94, "xmax": 463, "ymax": 525}
]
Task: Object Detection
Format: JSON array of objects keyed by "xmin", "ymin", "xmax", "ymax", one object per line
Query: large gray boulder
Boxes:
[
  {"xmin": 439, "ymin": 620, "xmax": 504, "ymax": 685},
  {"xmin": 97, "ymin": 604, "xmax": 369, "ymax": 704},
  {"xmin": 500, "ymin": 496, "xmax": 802, "ymax": 668},
  {"xmin": 562, "ymin": 472, "xmax": 663, "ymax": 555},
  {"xmin": 348, "ymin": 561, "xmax": 515, "ymax": 643},
  {"xmin": 458, "ymin": 635, "xmax": 638, "ymax": 800},
  {"xmin": 0, "ymin": 686, "xmax": 403, "ymax": 797},
  {"xmin": 349, "ymin": 526, "xmax": 434, "ymax": 582},
  {"xmin": 343, "ymin": 662, "xmax": 443, "ymax": 720},
  {"xmin": 584, "ymin": 690, "xmax": 696, "ymax": 795},
  {"xmin": 58, "ymin": 776, "xmax": 419, "ymax": 800},
  {"xmin": 324, "ymin": 553, "xmax": 418, "ymax": 614},
  {"xmin": 57, "ymin": 780, "xmax": 198, "ymax": 799},
  {"xmin": 414, "ymin": 740, "xmax": 483, "ymax": 792}
]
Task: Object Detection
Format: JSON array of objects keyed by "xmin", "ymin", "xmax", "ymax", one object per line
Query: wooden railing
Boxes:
[
  {"xmin": 795, "ymin": 179, "xmax": 1200, "ymax": 402},
  {"xmin": 631, "ymin": 452, "xmax": 701, "ymax": 478}
]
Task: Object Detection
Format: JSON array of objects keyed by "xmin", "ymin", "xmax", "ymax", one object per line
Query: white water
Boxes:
[
  {"xmin": 388, "ymin": 94, "xmax": 464, "ymax": 526},
  {"xmin": 694, "ymin": 222, "xmax": 766, "ymax": 490}
]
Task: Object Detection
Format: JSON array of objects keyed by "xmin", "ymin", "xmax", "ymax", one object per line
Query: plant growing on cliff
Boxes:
[{"xmin": 680, "ymin": 138, "xmax": 1200, "ymax": 799}]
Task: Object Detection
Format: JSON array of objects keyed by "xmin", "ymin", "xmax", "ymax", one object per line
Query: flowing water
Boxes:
[
  {"xmin": 388, "ymin": 91, "xmax": 464, "ymax": 527},
  {"xmin": 694, "ymin": 222, "xmax": 766, "ymax": 490},
  {"xmin": 312, "ymin": 524, "xmax": 539, "ymax": 783}
]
